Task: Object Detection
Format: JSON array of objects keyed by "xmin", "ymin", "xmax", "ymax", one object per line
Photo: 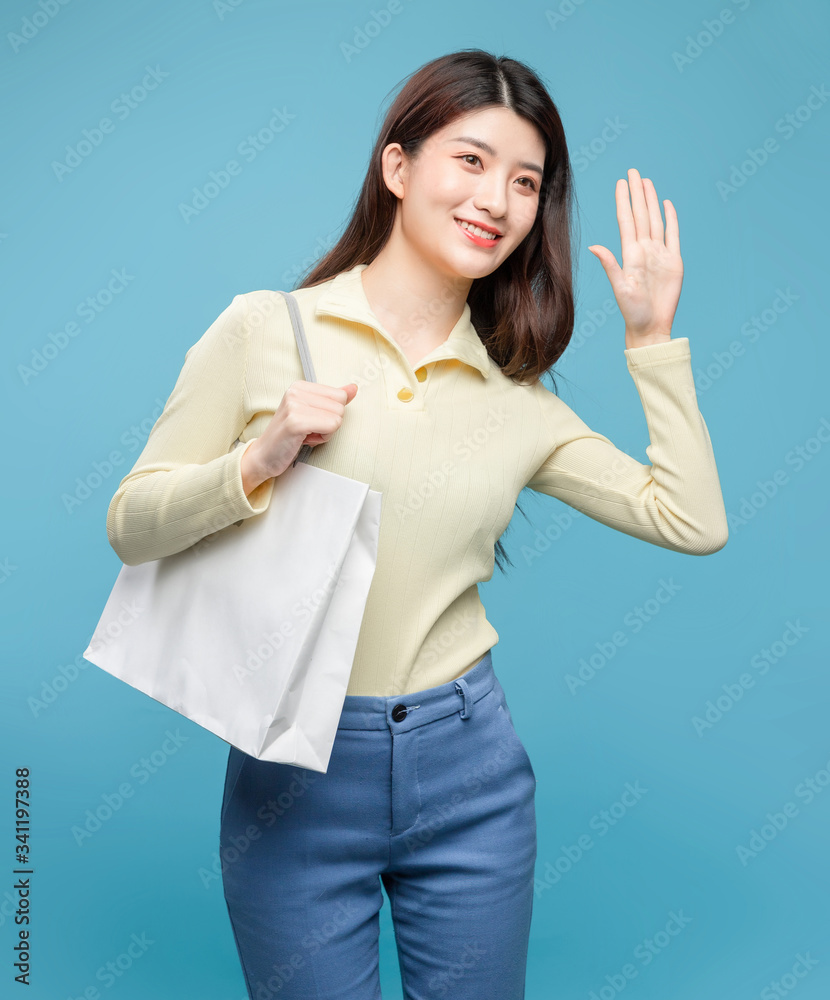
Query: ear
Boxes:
[{"xmin": 380, "ymin": 142, "xmax": 407, "ymax": 200}]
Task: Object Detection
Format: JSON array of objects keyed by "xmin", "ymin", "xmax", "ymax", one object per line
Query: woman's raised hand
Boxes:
[{"xmin": 587, "ymin": 167, "xmax": 684, "ymax": 349}]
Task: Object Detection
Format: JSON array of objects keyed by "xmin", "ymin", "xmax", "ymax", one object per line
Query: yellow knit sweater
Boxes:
[{"xmin": 106, "ymin": 263, "xmax": 728, "ymax": 696}]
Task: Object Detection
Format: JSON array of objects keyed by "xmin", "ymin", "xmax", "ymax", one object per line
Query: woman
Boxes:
[{"xmin": 107, "ymin": 49, "xmax": 727, "ymax": 999}]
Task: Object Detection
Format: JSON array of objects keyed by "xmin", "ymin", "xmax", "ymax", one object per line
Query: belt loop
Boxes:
[{"xmin": 454, "ymin": 678, "xmax": 472, "ymax": 720}]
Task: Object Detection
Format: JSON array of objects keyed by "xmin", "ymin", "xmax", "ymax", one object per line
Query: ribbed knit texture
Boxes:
[{"xmin": 107, "ymin": 263, "xmax": 728, "ymax": 696}]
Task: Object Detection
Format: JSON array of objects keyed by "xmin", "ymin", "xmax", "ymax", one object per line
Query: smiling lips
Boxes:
[{"xmin": 454, "ymin": 217, "xmax": 503, "ymax": 248}]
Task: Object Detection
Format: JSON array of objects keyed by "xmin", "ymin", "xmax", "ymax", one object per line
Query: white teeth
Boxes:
[{"xmin": 456, "ymin": 219, "xmax": 499, "ymax": 240}]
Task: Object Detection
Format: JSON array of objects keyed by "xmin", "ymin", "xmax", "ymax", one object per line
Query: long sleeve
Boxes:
[
  {"xmin": 525, "ymin": 336, "xmax": 728, "ymax": 555},
  {"xmin": 106, "ymin": 293, "xmax": 275, "ymax": 566}
]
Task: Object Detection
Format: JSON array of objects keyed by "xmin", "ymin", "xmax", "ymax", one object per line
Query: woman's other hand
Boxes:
[{"xmin": 240, "ymin": 381, "xmax": 358, "ymax": 495}]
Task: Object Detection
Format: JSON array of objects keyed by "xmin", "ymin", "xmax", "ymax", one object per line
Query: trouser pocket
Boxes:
[{"xmin": 490, "ymin": 679, "xmax": 536, "ymax": 782}]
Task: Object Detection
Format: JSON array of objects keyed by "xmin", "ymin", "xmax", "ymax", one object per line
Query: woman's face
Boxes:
[{"xmin": 386, "ymin": 106, "xmax": 546, "ymax": 280}]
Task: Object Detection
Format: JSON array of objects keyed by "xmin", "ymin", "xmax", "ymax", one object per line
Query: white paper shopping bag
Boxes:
[{"xmin": 83, "ymin": 459, "xmax": 381, "ymax": 773}]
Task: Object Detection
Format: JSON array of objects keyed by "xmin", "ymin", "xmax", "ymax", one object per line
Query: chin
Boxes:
[{"xmin": 442, "ymin": 250, "xmax": 503, "ymax": 281}]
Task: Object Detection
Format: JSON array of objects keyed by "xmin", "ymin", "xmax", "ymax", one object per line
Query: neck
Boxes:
[{"xmin": 360, "ymin": 242, "xmax": 472, "ymax": 351}]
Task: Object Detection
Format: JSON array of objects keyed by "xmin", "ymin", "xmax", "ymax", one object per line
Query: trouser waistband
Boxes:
[{"xmin": 336, "ymin": 649, "xmax": 495, "ymax": 733}]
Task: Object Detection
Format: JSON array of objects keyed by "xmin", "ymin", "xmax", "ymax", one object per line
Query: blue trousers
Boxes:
[{"xmin": 219, "ymin": 649, "xmax": 537, "ymax": 999}]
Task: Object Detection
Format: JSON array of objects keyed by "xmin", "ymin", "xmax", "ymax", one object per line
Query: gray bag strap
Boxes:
[{"xmin": 274, "ymin": 290, "xmax": 316, "ymax": 468}]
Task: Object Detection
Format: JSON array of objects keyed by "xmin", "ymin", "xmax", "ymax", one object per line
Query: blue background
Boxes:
[{"xmin": 2, "ymin": 0, "xmax": 828, "ymax": 997}]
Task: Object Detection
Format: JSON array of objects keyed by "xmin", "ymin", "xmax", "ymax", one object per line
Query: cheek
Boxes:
[
  {"xmin": 428, "ymin": 165, "xmax": 469, "ymax": 203},
  {"xmin": 403, "ymin": 168, "xmax": 462, "ymax": 223},
  {"xmin": 421, "ymin": 160, "xmax": 472, "ymax": 203},
  {"xmin": 512, "ymin": 203, "xmax": 539, "ymax": 241}
]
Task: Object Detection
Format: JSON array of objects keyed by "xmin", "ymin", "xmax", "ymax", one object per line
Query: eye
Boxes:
[{"xmin": 459, "ymin": 154, "xmax": 537, "ymax": 191}]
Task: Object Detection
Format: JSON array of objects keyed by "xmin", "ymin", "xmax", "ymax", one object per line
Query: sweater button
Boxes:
[
  {"xmin": 415, "ymin": 367, "xmax": 427, "ymax": 382},
  {"xmin": 397, "ymin": 387, "xmax": 414, "ymax": 401}
]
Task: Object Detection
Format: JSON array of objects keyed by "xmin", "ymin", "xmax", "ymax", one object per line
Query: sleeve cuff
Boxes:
[
  {"xmin": 624, "ymin": 336, "xmax": 691, "ymax": 369},
  {"xmin": 224, "ymin": 437, "xmax": 275, "ymax": 521}
]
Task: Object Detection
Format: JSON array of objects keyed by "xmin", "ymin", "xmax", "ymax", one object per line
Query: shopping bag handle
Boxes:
[{"xmin": 272, "ymin": 290, "xmax": 317, "ymax": 469}]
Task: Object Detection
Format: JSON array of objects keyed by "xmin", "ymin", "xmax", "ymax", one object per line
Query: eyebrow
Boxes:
[{"xmin": 445, "ymin": 135, "xmax": 544, "ymax": 177}]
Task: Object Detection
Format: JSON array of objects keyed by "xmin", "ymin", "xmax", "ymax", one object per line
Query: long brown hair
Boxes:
[{"xmin": 295, "ymin": 48, "xmax": 581, "ymax": 574}]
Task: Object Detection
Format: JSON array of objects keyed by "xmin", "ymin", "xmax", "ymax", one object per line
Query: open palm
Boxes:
[{"xmin": 588, "ymin": 168, "xmax": 684, "ymax": 347}]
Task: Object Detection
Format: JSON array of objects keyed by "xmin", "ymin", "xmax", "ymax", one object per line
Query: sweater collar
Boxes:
[{"xmin": 314, "ymin": 263, "xmax": 491, "ymax": 379}]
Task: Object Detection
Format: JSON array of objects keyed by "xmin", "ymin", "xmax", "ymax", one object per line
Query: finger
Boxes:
[
  {"xmin": 641, "ymin": 177, "xmax": 664, "ymax": 244},
  {"xmin": 663, "ymin": 198, "xmax": 681, "ymax": 256},
  {"xmin": 588, "ymin": 245, "xmax": 622, "ymax": 280},
  {"xmin": 306, "ymin": 393, "xmax": 349, "ymax": 417},
  {"xmin": 294, "ymin": 382, "xmax": 352, "ymax": 408},
  {"xmin": 615, "ymin": 177, "xmax": 636, "ymax": 259},
  {"xmin": 626, "ymin": 168, "xmax": 651, "ymax": 245}
]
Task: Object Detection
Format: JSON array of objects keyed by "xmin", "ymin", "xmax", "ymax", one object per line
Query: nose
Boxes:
[{"xmin": 472, "ymin": 176, "xmax": 508, "ymax": 224}]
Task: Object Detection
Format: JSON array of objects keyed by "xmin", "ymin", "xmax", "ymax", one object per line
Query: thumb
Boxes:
[
  {"xmin": 587, "ymin": 244, "xmax": 619, "ymax": 278},
  {"xmin": 343, "ymin": 382, "xmax": 359, "ymax": 401}
]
